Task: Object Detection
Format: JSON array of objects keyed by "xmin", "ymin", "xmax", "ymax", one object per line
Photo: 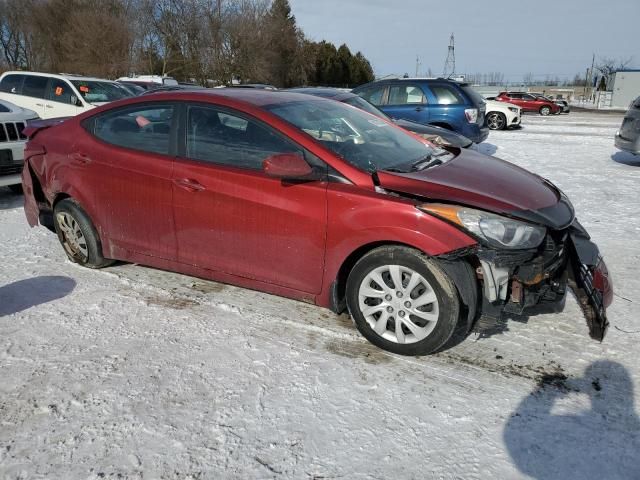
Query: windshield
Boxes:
[
  {"xmin": 265, "ymin": 99, "xmax": 434, "ymax": 173},
  {"xmin": 342, "ymin": 96, "xmax": 389, "ymax": 120},
  {"xmin": 71, "ymin": 80, "xmax": 129, "ymax": 103}
]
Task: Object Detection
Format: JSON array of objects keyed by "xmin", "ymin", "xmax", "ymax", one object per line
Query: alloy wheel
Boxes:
[
  {"xmin": 487, "ymin": 113, "xmax": 505, "ymax": 130},
  {"xmin": 358, "ymin": 265, "xmax": 440, "ymax": 344}
]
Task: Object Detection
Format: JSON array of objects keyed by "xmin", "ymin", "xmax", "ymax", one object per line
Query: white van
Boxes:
[
  {"xmin": 116, "ymin": 75, "xmax": 179, "ymax": 86},
  {"xmin": 0, "ymin": 72, "xmax": 130, "ymax": 119}
]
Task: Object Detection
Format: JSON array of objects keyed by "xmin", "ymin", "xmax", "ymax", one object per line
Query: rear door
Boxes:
[
  {"xmin": 171, "ymin": 103, "xmax": 328, "ymax": 294},
  {"xmin": 82, "ymin": 102, "xmax": 177, "ymax": 260},
  {"xmin": 423, "ymin": 82, "xmax": 469, "ymax": 127},
  {"xmin": 382, "ymin": 83, "xmax": 429, "ymax": 124}
]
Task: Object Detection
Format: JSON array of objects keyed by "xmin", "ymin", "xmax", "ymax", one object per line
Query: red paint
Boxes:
[
  {"xmin": 496, "ymin": 92, "xmax": 561, "ymax": 114},
  {"xmin": 376, "ymin": 148, "xmax": 560, "ymax": 213},
  {"xmin": 22, "ymin": 89, "xmax": 575, "ymax": 310}
]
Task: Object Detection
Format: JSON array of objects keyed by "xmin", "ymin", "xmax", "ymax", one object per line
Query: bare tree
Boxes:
[{"xmin": 595, "ymin": 56, "xmax": 633, "ymax": 89}]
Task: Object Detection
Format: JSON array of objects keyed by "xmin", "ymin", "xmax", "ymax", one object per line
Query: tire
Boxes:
[
  {"xmin": 8, "ymin": 184, "xmax": 23, "ymax": 194},
  {"xmin": 346, "ymin": 246, "xmax": 461, "ymax": 356},
  {"xmin": 53, "ymin": 198, "xmax": 113, "ymax": 269},
  {"xmin": 539, "ymin": 106, "xmax": 551, "ymax": 116},
  {"xmin": 486, "ymin": 112, "xmax": 507, "ymax": 130}
]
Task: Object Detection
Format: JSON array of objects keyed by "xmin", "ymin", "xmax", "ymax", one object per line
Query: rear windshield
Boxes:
[
  {"xmin": 71, "ymin": 80, "xmax": 129, "ymax": 103},
  {"xmin": 460, "ymin": 85, "xmax": 486, "ymax": 107}
]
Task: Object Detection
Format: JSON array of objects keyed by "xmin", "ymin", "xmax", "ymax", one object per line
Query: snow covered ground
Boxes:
[{"xmin": 1, "ymin": 111, "xmax": 639, "ymax": 479}]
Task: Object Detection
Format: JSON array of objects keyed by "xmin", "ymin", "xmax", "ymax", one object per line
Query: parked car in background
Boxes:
[
  {"xmin": 140, "ymin": 85, "xmax": 207, "ymax": 95},
  {"xmin": 231, "ymin": 83, "xmax": 278, "ymax": 90},
  {"xmin": 495, "ymin": 92, "xmax": 560, "ymax": 116},
  {"xmin": 530, "ymin": 94, "xmax": 570, "ymax": 114},
  {"xmin": 352, "ymin": 78, "xmax": 489, "ymax": 143},
  {"xmin": 615, "ymin": 95, "xmax": 640, "ymax": 155},
  {"xmin": 484, "ymin": 100, "xmax": 521, "ymax": 130},
  {"xmin": 117, "ymin": 80, "xmax": 158, "ymax": 91},
  {"xmin": 21, "ymin": 89, "xmax": 612, "ymax": 355},
  {"xmin": 0, "ymin": 99, "xmax": 38, "ymax": 192},
  {"xmin": 0, "ymin": 71, "xmax": 129, "ymax": 119},
  {"xmin": 116, "ymin": 82, "xmax": 146, "ymax": 96},
  {"xmin": 116, "ymin": 75, "xmax": 179, "ymax": 87},
  {"xmin": 287, "ymin": 87, "xmax": 473, "ymax": 148}
]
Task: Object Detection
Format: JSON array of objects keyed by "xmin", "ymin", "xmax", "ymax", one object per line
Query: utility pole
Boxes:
[
  {"xmin": 443, "ymin": 33, "xmax": 455, "ymax": 78},
  {"xmin": 415, "ymin": 56, "xmax": 421, "ymax": 77}
]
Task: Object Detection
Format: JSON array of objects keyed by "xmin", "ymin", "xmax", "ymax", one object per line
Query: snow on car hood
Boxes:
[{"xmin": 377, "ymin": 148, "xmax": 574, "ymax": 229}]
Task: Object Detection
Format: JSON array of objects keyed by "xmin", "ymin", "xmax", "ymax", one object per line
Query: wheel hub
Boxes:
[{"xmin": 358, "ymin": 264, "xmax": 440, "ymax": 344}]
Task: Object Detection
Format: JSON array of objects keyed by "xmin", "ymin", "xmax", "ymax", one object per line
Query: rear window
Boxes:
[
  {"xmin": 22, "ymin": 75, "xmax": 49, "ymax": 98},
  {"xmin": 0, "ymin": 74, "xmax": 24, "ymax": 94},
  {"xmin": 430, "ymin": 84, "xmax": 465, "ymax": 105},
  {"xmin": 460, "ymin": 85, "xmax": 486, "ymax": 107}
]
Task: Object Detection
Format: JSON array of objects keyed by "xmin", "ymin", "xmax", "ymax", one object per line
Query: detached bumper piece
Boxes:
[
  {"xmin": 474, "ymin": 220, "xmax": 612, "ymax": 341},
  {"xmin": 567, "ymin": 222, "xmax": 612, "ymax": 341}
]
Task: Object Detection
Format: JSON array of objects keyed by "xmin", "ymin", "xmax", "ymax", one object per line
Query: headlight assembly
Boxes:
[
  {"xmin": 418, "ymin": 204, "xmax": 546, "ymax": 250},
  {"xmin": 508, "ymin": 107, "xmax": 519, "ymax": 113}
]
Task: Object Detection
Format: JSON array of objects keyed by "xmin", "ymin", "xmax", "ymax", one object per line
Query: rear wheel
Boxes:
[
  {"xmin": 486, "ymin": 112, "xmax": 507, "ymax": 130},
  {"xmin": 346, "ymin": 246, "xmax": 460, "ymax": 356},
  {"xmin": 53, "ymin": 198, "xmax": 113, "ymax": 268},
  {"xmin": 539, "ymin": 106, "xmax": 551, "ymax": 116}
]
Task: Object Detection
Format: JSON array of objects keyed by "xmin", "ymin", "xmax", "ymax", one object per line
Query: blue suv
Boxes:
[{"xmin": 352, "ymin": 78, "xmax": 489, "ymax": 143}]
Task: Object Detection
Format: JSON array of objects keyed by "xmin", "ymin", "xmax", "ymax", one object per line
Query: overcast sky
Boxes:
[{"xmin": 289, "ymin": 0, "xmax": 639, "ymax": 82}]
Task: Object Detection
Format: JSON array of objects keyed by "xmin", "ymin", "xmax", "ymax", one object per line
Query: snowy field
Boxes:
[{"xmin": 1, "ymin": 111, "xmax": 640, "ymax": 479}]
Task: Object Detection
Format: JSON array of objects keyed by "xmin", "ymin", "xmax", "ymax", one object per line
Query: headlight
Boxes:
[
  {"xmin": 508, "ymin": 107, "xmax": 518, "ymax": 113},
  {"xmin": 418, "ymin": 204, "xmax": 546, "ymax": 249}
]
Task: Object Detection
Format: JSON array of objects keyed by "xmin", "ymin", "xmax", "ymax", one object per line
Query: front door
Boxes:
[
  {"xmin": 382, "ymin": 83, "xmax": 430, "ymax": 124},
  {"xmin": 45, "ymin": 79, "xmax": 85, "ymax": 118},
  {"xmin": 172, "ymin": 104, "xmax": 328, "ymax": 294}
]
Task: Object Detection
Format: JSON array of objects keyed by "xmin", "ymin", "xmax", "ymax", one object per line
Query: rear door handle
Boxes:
[
  {"xmin": 173, "ymin": 178, "xmax": 205, "ymax": 192},
  {"xmin": 70, "ymin": 152, "xmax": 92, "ymax": 164},
  {"xmin": 45, "ymin": 104, "xmax": 54, "ymax": 109},
  {"xmin": 35, "ymin": 103, "xmax": 44, "ymax": 107},
  {"xmin": 414, "ymin": 106, "xmax": 423, "ymax": 112}
]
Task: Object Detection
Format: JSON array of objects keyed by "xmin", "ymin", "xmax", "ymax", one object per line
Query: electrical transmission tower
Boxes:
[{"xmin": 443, "ymin": 33, "xmax": 455, "ymax": 78}]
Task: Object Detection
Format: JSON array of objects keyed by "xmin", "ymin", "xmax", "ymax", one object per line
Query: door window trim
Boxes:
[
  {"xmin": 176, "ymin": 101, "xmax": 331, "ymax": 179},
  {"xmin": 83, "ymin": 101, "xmax": 180, "ymax": 157}
]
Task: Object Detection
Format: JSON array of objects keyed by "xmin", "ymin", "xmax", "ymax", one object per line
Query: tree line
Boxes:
[{"xmin": 0, "ymin": 0, "xmax": 375, "ymax": 88}]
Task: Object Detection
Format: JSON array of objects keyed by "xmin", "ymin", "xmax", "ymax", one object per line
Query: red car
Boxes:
[
  {"xmin": 20, "ymin": 90, "xmax": 612, "ymax": 355},
  {"xmin": 496, "ymin": 92, "xmax": 561, "ymax": 116}
]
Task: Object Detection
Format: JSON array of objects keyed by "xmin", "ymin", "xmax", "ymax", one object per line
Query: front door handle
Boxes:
[
  {"xmin": 173, "ymin": 178, "xmax": 205, "ymax": 192},
  {"xmin": 35, "ymin": 103, "xmax": 44, "ymax": 107},
  {"xmin": 45, "ymin": 104, "xmax": 54, "ymax": 109},
  {"xmin": 414, "ymin": 106, "xmax": 423, "ymax": 112},
  {"xmin": 70, "ymin": 152, "xmax": 92, "ymax": 164}
]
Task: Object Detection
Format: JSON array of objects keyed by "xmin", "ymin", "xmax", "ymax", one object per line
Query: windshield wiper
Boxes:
[{"xmin": 410, "ymin": 149, "xmax": 451, "ymax": 171}]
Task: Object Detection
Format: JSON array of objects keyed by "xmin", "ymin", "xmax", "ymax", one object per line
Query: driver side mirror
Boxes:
[
  {"xmin": 263, "ymin": 152, "xmax": 313, "ymax": 179},
  {"xmin": 70, "ymin": 95, "xmax": 82, "ymax": 107}
]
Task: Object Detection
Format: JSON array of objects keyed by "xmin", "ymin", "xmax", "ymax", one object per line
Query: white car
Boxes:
[
  {"xmin": 0, "ymin": 99, "xmax": 39, "ymax": 192},
  {"xmin": 485, "ymin": 99, "xmax": 521, "ymax": 130},
  {"xmin": 0, "ymin": 71, "xmax": 130, "ymax": 119}
]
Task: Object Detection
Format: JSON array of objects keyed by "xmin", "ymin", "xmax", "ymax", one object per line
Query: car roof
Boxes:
[
  {"xmin": 286, "ymin": 87, "xmax": 355, "ymax": 101},
  {"xmin": 0, "ymin": 70, "xmax": 117, "ymax": 83},
  {"xmin": 129, "ymin": 88, "xmax": 330, "ymax": 107}
]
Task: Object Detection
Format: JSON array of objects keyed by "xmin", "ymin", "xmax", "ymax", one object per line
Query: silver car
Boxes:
[{"xmin": 615, "ymin": 96, "xmax": 640, "ymax": 155}]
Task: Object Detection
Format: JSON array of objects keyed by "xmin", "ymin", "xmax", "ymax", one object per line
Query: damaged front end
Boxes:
[{"xmin": 472, "ymin": 221, "xmax": 611, "ymax": 340}]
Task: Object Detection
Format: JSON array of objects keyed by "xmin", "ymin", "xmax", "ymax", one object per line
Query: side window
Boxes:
[
  {"xmin": 92, "ymin": 104, "xmax": 174, "ymax": 155},
  {"xmin": 430, "ymin": 85, "xmax": 465, "ymax": 105},
  {"xmin": 387, "ymin": 85, "xmax": 425, "ymax": 105},
  {"xmin": 186, "ymin": 105, "xmax": 301, "ymax": 170},
  {"xmin": 0, "ymin": 74, "xmax": 25, "ymax": 94},
  {"xmin": 523, "ymin": 94, "xmax": 536, "ymax": 101},
  {"xmin": 358, "ymin": 86, "xmax": 386, "ymax": 106},
  {"xmin": 22, "ymin": 75, "xmax": 49, "ymax": 99},
  {"xmin": 509, "ymin": 93, "xmax": 522, "ymax": 99},
  {"xmin": 48, "ymin": 79, "xmax": 77, "ymax": 105}
]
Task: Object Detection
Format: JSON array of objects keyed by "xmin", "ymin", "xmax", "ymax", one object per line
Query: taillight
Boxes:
[{"xmin": 464, "ymin": 108, "xmax": 478, "ymax": 123}]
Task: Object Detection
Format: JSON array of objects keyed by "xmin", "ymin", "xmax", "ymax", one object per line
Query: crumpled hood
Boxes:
[{"xmin": 377, "ymin": 148, "xmax": 574, "ymax": 229}]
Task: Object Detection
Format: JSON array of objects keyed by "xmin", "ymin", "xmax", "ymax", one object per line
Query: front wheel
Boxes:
[
  {"xmin": 346, "ymin": 246, "xmax": 461, "ymax": 356},
  {"xmin": 486, "ymin": 112, "xmax": 507, "ymax": 130},
  {"xmin": 539, "ymin": 106, "xmax": 551, "ymax": 116}
]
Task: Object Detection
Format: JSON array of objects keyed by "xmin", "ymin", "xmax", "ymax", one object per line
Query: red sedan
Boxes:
[
  {"xmin": 496, "ymin": 92, "xmax": 561, "ymax": 115},
  {"xmin": 21, "ymin": 90, "xmax": 611, "ymax": 355}
]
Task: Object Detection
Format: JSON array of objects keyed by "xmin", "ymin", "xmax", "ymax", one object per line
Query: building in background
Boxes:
[{"xmin": 609, "ymin": 70, "xmax": 640, "ymax": 108}]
